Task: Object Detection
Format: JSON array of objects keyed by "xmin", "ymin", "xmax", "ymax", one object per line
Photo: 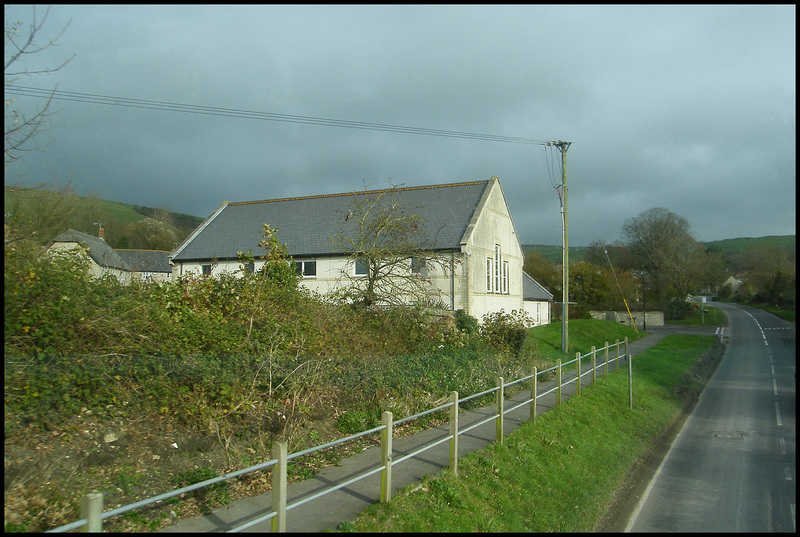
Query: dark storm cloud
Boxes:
[{"xmin": 4, "ymin": 4, "xmax": 795, "ymax": 245}]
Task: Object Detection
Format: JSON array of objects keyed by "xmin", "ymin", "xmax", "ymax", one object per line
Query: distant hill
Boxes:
[
  {"xmin": 522, "ymin": 244, "xmax": 590, "ymax": 264},
  {"xmin": 523, "ymin": 235, "xmax": 795, "ymax": 269},
  {"xmin": 703, "ymin": 235, "xmax": 795, "ymax": 258},
  {"xmin": 4, "ymin": 185, "xmax": 205, "ymax": 248},
  {"xmin": 703, "ymin": 235, "xmax": 795, "ymax": 272}
]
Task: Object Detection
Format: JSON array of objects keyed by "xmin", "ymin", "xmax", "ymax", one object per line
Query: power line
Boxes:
[{"xmin": 6, "ymin": 85, "xmax": 555, "ymax": 145}]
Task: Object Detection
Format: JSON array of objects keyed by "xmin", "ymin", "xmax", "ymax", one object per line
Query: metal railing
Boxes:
[{"xmin": 47, "ymin": 337, "xmax": 630, "ymax": 533}]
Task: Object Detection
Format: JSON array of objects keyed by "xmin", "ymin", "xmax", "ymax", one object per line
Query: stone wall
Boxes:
[{"xmin": 589, "ymin": 310, "xmax": 664, "ymax": 327}]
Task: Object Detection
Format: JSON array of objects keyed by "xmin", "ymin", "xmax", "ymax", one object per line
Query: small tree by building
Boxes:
[{"xmin": 330, "ymin": 185, "xmax": 454, "ymax": 309}]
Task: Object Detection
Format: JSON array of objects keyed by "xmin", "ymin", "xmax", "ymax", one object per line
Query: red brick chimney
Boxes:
[{"xmin": 98, "ymin": 226, "xmax": 106, "ymax": 241}]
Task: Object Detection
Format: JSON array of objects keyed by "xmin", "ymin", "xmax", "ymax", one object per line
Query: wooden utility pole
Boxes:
[{"xmin": 553, "ymin": 141, "xmax": 572, "ymax": 352}]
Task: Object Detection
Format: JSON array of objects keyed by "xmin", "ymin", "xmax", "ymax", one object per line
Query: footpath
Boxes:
[{"xmin": 162, "ymin": 324, "xmax": 720, "ymax": 533}]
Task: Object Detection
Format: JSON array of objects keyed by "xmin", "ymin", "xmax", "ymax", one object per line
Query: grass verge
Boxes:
[{"xmin": 338, "ymin": 334, "xmax": 722, "ymax": 532}]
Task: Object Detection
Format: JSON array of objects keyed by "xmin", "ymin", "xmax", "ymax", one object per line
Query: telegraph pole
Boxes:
[{"xmin": 552, "ymin": 141, "xmax": 572, "ymax": 353}]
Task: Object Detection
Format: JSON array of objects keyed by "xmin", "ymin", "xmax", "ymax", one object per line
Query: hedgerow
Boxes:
[{"xmin": 4, "ymin": 236, "xmax": 536, "ymax": 438}]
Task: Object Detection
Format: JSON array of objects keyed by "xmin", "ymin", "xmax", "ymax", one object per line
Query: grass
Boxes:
[
  {"xmin": 523, "ymin": 318, "xmax": 641, "ymax": 364},
  {"xmin": 741, "ymin": 301, "xmax": 796, "ymax": 322},
  {"xmin": 670, "ymin": 304, "xmax": 725, "ymax": 326},
  {"xmin": 340, "ymin": 334, "xmax": 721, "ymax": 532}
]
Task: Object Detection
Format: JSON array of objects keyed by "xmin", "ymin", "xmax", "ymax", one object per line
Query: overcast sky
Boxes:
[{"xmin": 5, "ymin": 4, "xmax": 796, "ymax": 246}]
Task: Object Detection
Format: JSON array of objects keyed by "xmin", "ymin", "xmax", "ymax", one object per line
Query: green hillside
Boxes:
[
  {"xmin": 704, "ymin": 235, "xmax": 795, "ymax": 258},
  {"xmin": 523, "ymin": 235, "xmax": 795, "ymax": 267},
  {"xmin": 4, "ymin": 185, "xmax": 204, "ymax": 248},
  {"xmin": 522, "ymin": 244, "xmax": 589, "ymax": 263}
]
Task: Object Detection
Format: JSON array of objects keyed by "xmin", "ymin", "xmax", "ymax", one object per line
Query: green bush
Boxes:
[
  {"xmin": 664, "ymin": 298, "xmax": 693, "ymax": 320},
  {"xmin": 336, "ymin": 407, "xmax": 382, "ymax": 435},
  {"xmin": 454, "ymin": 309, "xmax": 479, "ymax": 334},
  {"xmin": 479, "ymin": 310, "xmax": 531, "ymax": 357}
]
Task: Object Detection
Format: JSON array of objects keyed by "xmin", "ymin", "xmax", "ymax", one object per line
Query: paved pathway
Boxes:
[{"xmin": 162, "ymin": 325, "xmax": 719, "ymax": 533}]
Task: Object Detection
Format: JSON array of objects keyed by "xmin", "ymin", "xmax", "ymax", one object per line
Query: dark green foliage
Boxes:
[
  {"xmin": 479, "ymin": 310, "xmax": 530, "ymax": 356},
  {"xmin": 664, "ymin": 298, "xmax": 693, "ymax": 320},
  {"xmin": 336, "ymin": 407, "xmax": 382, "ymax": 435},
  {"xmin": 454, "ymin": 309, "xmax": 479, "ymax": 334}
]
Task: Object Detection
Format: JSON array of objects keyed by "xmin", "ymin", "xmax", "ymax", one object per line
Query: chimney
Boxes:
[{"xmin": 98, "ymin": 226, "xmax": 106, "ymax": 241}]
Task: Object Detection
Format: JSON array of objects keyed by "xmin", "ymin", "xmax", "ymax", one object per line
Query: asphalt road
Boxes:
[{"xmin": 624, "ymin": 303, "xmax": 796, "ymax": 532}]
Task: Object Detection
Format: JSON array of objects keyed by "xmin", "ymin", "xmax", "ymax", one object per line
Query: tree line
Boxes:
[{"xmin": 524, "ymin": 206, "xmax": 795, "ymax": 317}]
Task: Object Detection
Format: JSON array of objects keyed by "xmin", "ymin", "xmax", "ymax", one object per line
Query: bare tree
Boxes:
[
  {"xmin": 622, "ymin": 207, "xmax": 725, "ymax": 301},
  {"xmin": 331, "ymin": 185, "xmax": 454, "ymax": 309},
  {"xmin": 5, "ymin": 5, "xmax": 74, "ymax": 163}
]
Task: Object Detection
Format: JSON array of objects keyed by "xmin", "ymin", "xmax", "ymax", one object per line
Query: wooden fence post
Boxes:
[
  {"xmin": 604, "ymin": 342, "xmax": 609, "ymax": 376},
  {"xmin": 591, "ymin": 345, "xmax": 597, "ymax": 385},
  {"xmin": 380, "ymin": 411, "xmax": 393, "ymax": 503},
  {"xmin": 615, "ymin": 339, "xmax": 620, "ymax": 372},
  {"xmin": 271, "ymin": 441, "xmax": 287, "ymax": 533},
  {"xmin": 449, "ymin": 391, "xmax": 459, "ymax": 475},
  {"xmin": 496, "ymin": 377, "xmax": 504, "ymax": 443},
  {"xmin": 575, "ymin": 352, "xmax": 581, "ymax": 397},
  {"xmin": 556, "ymin": 359, "xmax": 562, "ymax": 407},
  {"xmin": 80, "ymin": 491, "xmax": 102, "ymax": 533},
  {"xmin": 628, "ymin": 344, "xmax": 634, "ymax": 410},
  {"xmin": 530, "ymin": 366, "xmax": 538, "ymax": 422}
]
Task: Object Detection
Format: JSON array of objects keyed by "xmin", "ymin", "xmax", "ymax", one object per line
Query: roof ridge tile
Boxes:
[{"xmin": 228, "ymin": 180, "xmax": 489, "ymax": 206}]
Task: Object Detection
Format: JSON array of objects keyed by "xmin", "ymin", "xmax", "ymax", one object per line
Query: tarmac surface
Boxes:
[{"xmin": 161, "ymin": 324, "xmax": 722, "ymax": 533}]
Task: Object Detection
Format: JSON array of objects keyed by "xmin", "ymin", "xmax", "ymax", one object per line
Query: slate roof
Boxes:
[
  {"xmin": 522, "ymin": 271, "xmax": 554, "ymax": 301},
  {"xmin": 116, "ymin": 250, "xmax": 172, "ymax": 273},
  {"xmin": 171, "ymin": 180, "xmax": 493, "ymax": 262},
  {"xmin": 48, "ymin": 229, "xmax": 132, "ymax": 271}
]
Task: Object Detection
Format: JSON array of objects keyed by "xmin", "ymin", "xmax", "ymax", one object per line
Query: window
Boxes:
[
  {"xmin": 411, "ymin": 256, "xmax": 427, "ymax": 276},
  {"xmin": 294, "ymin": 260, "xmax": 317, "ymax": 277},
  {"xmin": 487, "ymin": 244, "xmax": 509, "ymax": 294},
  {"xmin": 243, "ymin": 263, "xmax": 255, "ymax": 274},
  {"xmin": 486, "ymin": 257, "xmax": 494, "ymax": 292},
  {"xmin": 355, "ymin": 258, "xmax": 369, "ymax": 276},
  {"xmin": 201, "ymin": 264, "xmax": 212, "ymax": 275},
  {"xmin": 494, "ymin": 245, "xmax": 501, "ymax": 293}
]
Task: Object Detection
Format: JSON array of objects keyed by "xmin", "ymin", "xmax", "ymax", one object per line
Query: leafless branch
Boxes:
[{"xmin": 5, "ymin": 5, "xmax": 74, "ymax": 162}]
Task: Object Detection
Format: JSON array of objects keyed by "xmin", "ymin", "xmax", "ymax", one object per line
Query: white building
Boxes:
[
  {"xmin": 170, "ymin": 178, "xmax": 551, "ymax": 324},
  {"xmin": 45, "ymin": 229, "xmax": 172, "ymax": 283},
  {"xmin": 45, "ymin": 229, "xmax": 132, "ymax": 283}
]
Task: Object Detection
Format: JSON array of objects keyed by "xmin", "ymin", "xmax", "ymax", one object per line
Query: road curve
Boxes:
[{"xmin": 624, "ymin": 303, "xmax": 796, "ymax": 532}]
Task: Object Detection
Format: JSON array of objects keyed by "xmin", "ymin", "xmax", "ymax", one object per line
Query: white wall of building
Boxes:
[{"xmin": 170, "ymin": 180, "xmax": 526, "ymax": 322}]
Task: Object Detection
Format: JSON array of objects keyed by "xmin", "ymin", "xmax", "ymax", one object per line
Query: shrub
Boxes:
[
  {"xmin": 480, "ymin": 310, "xmax": 531, "ymax": 357},
  {"xmin": 664, "ymin": 298, "xmax": 693, "ymax": 320},
  {"xmin": 454, "ymin": 309, "xmax": 479, "ymax": 334},
  {"xmin": 335, "ymin": 407, "xmax": 382, "ymax": 434}
]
